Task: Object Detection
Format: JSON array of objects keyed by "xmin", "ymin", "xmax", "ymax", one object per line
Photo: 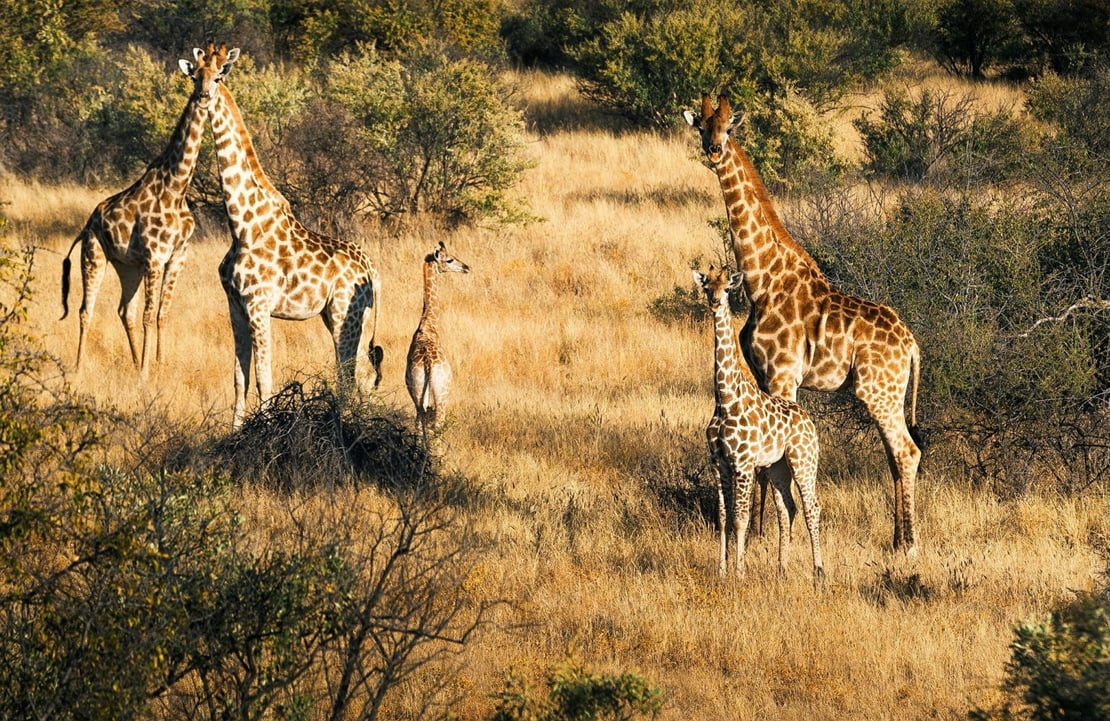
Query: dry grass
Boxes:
[{"xmin": 5, "ymin": 67, "xmax": 1107, "ymax": 720}]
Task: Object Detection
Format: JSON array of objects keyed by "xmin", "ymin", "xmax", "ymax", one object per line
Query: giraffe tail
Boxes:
[
  {"xmin": 369, "ymin": 270, "xmax": 384, "ymax": 387},
  {"xmin": 60, "ymin": 229, "xmax": 85, "ymax": 321},
  {"xmin": 907, "ymin": 342, "xmax": 926, "ymax": 451}
]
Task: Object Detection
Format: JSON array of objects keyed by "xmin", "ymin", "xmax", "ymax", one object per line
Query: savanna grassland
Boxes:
[{"xmin": 5, "ymin": 67, "xmax": 1107, "ymax": 720}]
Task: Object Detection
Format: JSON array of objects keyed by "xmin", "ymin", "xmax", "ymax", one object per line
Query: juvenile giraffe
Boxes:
[
  {"xmin": 405, "ymin": 241, "xmax": 471, "ymax": 439},
  {"xmin": 695, "ymin": 265, "xmax": 824, "ymax": 582},
  {"xmin": 60, "ymin": 46, "xmax": 227, "ymax": 376},
  {"xmin": 205, "ymin": 45, "xmax": 384, "ymax": 427},
  {"xmin": 685, "ymin": 94, "xmax": 923, "ymax": 553}
]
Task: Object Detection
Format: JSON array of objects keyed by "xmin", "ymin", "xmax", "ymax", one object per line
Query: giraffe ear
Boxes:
[
  {"xmin": 729, "ymin": 112, "xmax": 747, "ymax": 131},
  {"xmin": 682, "ymin": 109, "xmax": 699, "ymax": 128},
  {"xmin": 692, "ymin": 270, "xmax": 707, "ymax": 286},
  {"xmin": 728, "ymin": 272, "xmax": 744, "ymax": 290},
  {"xmin": 219, "ymin": 47, "xmax": 241, "ymax": 76},
  {"xmin": 178, "ymin": 59, "xmax": 195, "ymax": 76},
  {"xmin": 193, "ymin": 47, "xmax": 204, "ymax": 62}
]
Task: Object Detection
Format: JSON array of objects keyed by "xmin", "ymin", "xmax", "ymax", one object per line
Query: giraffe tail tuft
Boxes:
[
  {"xmin": 60, "ymin": 231, "xmax": 84, "ymax": 321},
  {"xmin": 909, "ymin": 423, "xmax": 927, "ymax": 452}
]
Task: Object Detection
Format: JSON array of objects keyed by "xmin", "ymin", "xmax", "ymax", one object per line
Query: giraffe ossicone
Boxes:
[
  {"xmin": 686, "ymin": 93, "xmax": 923, "ymax": 554},
  {"xmin": 61, "ymin": 45, "xmax": 228, "ymax": 377},
  {"xmin": 406, "ymin": 241, "xmax": 471, "ymax": 442},
  {"xmin": 695, "ymin": 265, "xmax": 824, "ymax": 583},
  {"xmin": 204, "ymin": 44, "xmax": 384, "ymax": 428}
]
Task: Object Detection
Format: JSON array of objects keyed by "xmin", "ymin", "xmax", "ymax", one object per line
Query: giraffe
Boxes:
[
  {"xmin": 695, "ymin": 265, "xmax": 824, "ymax": 582},
  {"xmin": 204, "ymin": 45, "xmax": 384, "ymax": 428},
  {"xmin": 60, "ymin": 45, "xmax": 227, "ymax": 377},
  {"xmin": 405, "ymin": 241, "xmax": 471, "ymax": 440},
  {"xmin": 685, "ymin": 94, "xmax": 923, "ymax": 553}
]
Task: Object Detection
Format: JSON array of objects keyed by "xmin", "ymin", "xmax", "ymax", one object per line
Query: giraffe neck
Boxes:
[
  {"xmin": 712, "ymin": 299, "xmax": 760, "ymax": 407},
  {"xmin": 152, "ymin": 94, "xmax": 209, "ymax": 197},
  {"xmin": 418, "ymin": 261, "xmax": 441, "ymax": 333},
  {"xmin": 715, "ymin": 137, "xmax": 823, "ymax": 301},
  {"xmin": 209, "ymin": 84, "xmax": 292, "ymax": 240}
]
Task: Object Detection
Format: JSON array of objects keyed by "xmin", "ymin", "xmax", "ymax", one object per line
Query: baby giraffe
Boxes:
[
  {"xmin": 695, "ymin": 265, "xmax": 824, "ymax": 583},
  {"xmin": 406, "ymin": 242, "xmax": 471, "ymax": 440}
]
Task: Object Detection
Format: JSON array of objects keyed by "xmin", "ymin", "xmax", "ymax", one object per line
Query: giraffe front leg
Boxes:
[
  {"xmin": 155, "ymin": 245, "xmax": 190, "ymax": 366},
  {"xmin": 706, "ymin": 424, "xmax": 729, "ymax": 577},
  {"xmin": 226, "ymin": 296, "xmax": 253, "ymax": 429},
  {"xmin": 733, "ymin": 466, "xmax": 755, "ymax": 578},
  {"xmin": 251, "ymin": 315, "xmax": 274, "ymax": 413},
  {"xmin": 140, "ymin": 263, "xmax": 164, "ymax": 379}
]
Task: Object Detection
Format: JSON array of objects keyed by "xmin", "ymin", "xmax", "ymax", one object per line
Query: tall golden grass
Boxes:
[{"xmin": 5, "ymin": 67, "xmax": 1106, "ymax": 720}]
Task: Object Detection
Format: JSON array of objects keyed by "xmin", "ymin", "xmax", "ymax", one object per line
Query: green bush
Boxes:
[
  {"xmin": 854, "ymin": 88, "xmax": 1025, "ymax": 185},
  {"xmin": 270, "ymin": 0, "xmax": 505, "ymax": 64},
  {"xmin": 931, "ymin": 0, "xmax": 1023, "ymax": 77},
  {"xmin": 492, "ymin": 659, "xmax": 664, "ymax": 721},
  {"xmin": 971, "ymin": 586, "xmax": 1110, "ymax": 720},
  {"xmin": 305, "ymin": 44, "xmax": 533, "ymax": 225}
]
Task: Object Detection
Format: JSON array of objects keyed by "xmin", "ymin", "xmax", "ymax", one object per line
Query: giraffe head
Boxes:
[
  {"xmin": 427, "ymin": 241, "xmax": 471, "ymax": 275},
  {"xmin": 683, "ymin": 94, "xmax": 744, "ymax": 165},
  {"xmin": 178, "ymin": 43, "xmax": 240, "ymax": 109},
  {"xmin": 693, "ymin": 265, "xmax": 742, "ymax": 310}
]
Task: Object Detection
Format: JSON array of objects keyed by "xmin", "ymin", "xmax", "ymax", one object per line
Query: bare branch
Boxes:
[{"xmin": 1014, "ymin": 296, "xmax": 1110, "ymax": 338}]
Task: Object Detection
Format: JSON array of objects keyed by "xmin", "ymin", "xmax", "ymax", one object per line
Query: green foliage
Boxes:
[
  {"xmin": 648, "ymin": 284, "xmax": 710, "ymax": 326},
  {"xmin": 1026, "ymin": 68, "xmax": 1110, "ymax": 162},
  {"xmin": 270, "ymin": 0, "xmax": 505, "ymax": 64},
  {"xmin": 296, "ymin": 44, "xmax": 533, "ymax": 224},
  {"xmin": 971, "ymin": 587, "xmax": 1110, "ymax": 720},
  {"xmin": 931, "ymin": 0, "xmax": 1023, "ymax": 77},
  {"xmin": 86, "ymin": 45, "xmax": 197, "ymax": 178},
  {"xmin": 560, "ymin": 0, "xmax": 897, "ymax": 183},
  {"xmin": 1013, "ymin": 0, "xmax": 1110, "ymax": 75},
  {"xmin": 854, "ymin": 88, "xmax": 1025, "ymax": 185},
  {"xmin": 492, "ymin": 659, "xmax": 664, "ymax": 721}
]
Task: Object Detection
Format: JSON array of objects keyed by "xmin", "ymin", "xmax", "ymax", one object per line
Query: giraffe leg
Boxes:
[
  {"xmin": 139, "ymin": 263, "xmax": 164, "ymax": 379},
  {"xmin": 765, "ymin": 459, "xmax": 796, "ymax": 579},
  {"xmin": 115, "ymin": 264, "xmax": 145, "ymax": 369},
  {"xmin": 226, "ymin": 296, "xmax": 253, "ymax": 429},
  {"xmin": 861, "ymin": 397, "xmax": 921, "ymax": 554},
  {"xmin": 706, "ymin": 423, "xmax": 729, "ymax": 576},
  {"xmin": 788, "ymin": 438, "xmax": 824, "ymax": 585},
  {"xmin": 250, "ymin": 312, "xmax": 275, "ymax": 414},
  {"xmin": 76, "ymin": 240, "xmax": 107, "ymax": 371},
  {"xmin": 732, "ymin": 466, "xmax": 755, "ymax": 578},
  {"xmin": 154, "ymin": 245, "xmax": 190, "ymax": 367}
]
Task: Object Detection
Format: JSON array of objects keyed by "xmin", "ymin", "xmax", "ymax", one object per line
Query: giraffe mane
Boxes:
[
  {"xmin": 707, "ymin": 93, "xmax": 823, "ymax": 275},
  {"xmin": 217, "ymin": 83, "xmax": 294, "ymax": 214}
]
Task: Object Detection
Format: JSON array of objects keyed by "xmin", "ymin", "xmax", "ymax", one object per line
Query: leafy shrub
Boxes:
[
  {"xmin": 971, "ymin": 586, "xmax": 1110, "ymax": 720},
  {"xmin": 492, "ymin": 659, "xmax": 664, "ymax": 721},
  {"xmin": 270, "ymin": 0, "xmax": 505, "ymax": 63},
  {"xmin": 304, "ymin": 44, "xmax": 533, "ymax": 225},
  {"xmin": 1025, "ymin": 68, "xmax": 1110, "ymax": 161},
  {"xmin": 854, "ymin": 88, "xmax": 1025, "ymax": 185},
  {"xmin": 931, "ymin": 0, "xmax": 1023, "ymax": 77}
]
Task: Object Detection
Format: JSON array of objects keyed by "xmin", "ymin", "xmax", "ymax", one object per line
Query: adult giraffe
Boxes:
[
  {"xmin": 685, "ymin": 94, "xmax": 923, "ymax": 553},
  {"xmin": 61, "ymin": 46, "xmax": 226, "ymax": 376},
  {"xmin": 204, "ymin": 45, "xmax": 383, "ymax": 427}
]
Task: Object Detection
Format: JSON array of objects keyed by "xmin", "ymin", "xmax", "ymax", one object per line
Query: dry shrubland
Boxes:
[{"xmin": 4, "ymin": 68, "xmax": 1107, "ymax": 720}]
